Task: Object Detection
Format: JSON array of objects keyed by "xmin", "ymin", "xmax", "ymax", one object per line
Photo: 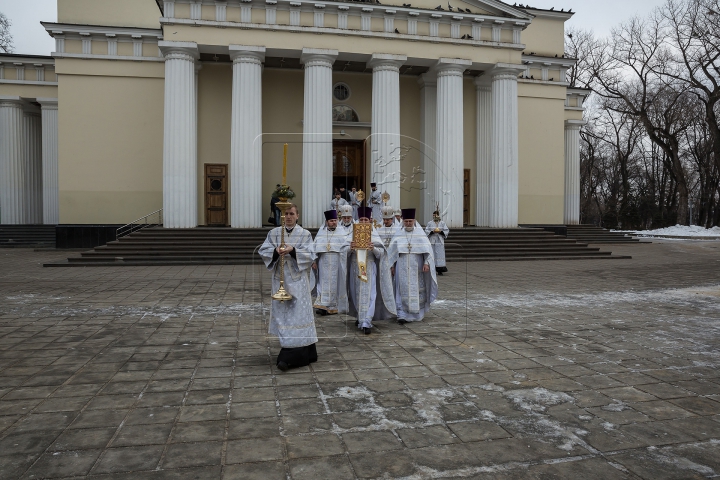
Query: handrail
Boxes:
[{"xmin": 116, "ymin": 208, "xmax": 163, "ymax": 239}]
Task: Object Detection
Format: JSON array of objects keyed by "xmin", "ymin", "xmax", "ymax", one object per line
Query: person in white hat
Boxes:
[
  {"xmin": 338, "ymin": 204, "xmax": 355, "ymax": 234},
  {"xmin": 393, "ymin": 208, "xmax": 403, "ymax": 227},
  {"xmin": 377, "ymin": 205, "xmax": 399, "ymax": 248}
]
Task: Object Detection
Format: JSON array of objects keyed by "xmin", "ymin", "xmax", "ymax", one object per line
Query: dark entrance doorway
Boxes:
[
  {"xmin": 332, "ymin": 140, "xmax": 365, "ymax": 194},
  {"xmin": 205, "ymin": 164, "xmax": 228, "ymax": 226}
]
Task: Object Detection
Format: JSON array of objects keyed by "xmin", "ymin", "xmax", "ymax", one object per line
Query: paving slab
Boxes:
[{"xmin": 0, "ymin": 240, "xmax": 719, "ymax": 478}]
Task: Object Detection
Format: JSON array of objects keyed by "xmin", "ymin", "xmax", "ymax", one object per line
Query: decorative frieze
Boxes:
[{"xmin": 43, "ymin": 23, "xmax": 164, "ymax": 61}]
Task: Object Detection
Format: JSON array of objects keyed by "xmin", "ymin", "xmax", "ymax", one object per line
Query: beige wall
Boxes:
[
  {"xmin": 262, "ymin": 68, "xmax": 305, "ymax": 222},
  {"xmin": 517, "ymin": 83, "xmax": 566, "ymax": 224},
  {"xmin": 56, "ymin": 59, "xmax": 164, "ymax": 224},
  {"xmin": 197, "ymin": 63, "xmax": 232, "ymax": 225},
  {"xmin": 0, "ymin": 84, "xmax": 58, "ymax": 98},
  {"xmin": 58, "ymin": 0, "xmax": 161, "ymax": 29},
  {"xmin": 521, "ymin": 16, "xmax": 565, "ymax": 57}
]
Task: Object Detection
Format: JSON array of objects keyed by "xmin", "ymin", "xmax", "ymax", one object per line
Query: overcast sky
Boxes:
[{"xmin": 0, "ymin": 0, "xmax": 668, "ymax": 56}]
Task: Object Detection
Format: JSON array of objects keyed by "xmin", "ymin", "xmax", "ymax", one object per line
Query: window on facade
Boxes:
[
  {"xmin": 333, "ymin": 83, "xmax": 351, "ymax": 101},
  {"xmin": 332, "ymin": 105, "xmax": 359, "ymax": 123}
]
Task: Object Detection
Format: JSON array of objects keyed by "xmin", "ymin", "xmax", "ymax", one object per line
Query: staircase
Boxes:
[
  {"xmin": 565, "ymin": 224, "xmax": 641, "ymax": 244},
  {"xmin": 444, "ymin": 228, "xmax": 627, "ymax": 261},
  {"xmin": 0, "ymin": 225, "xmax": 56, "ymax": 248},
  {"xmin": 46, "ymin": 226, "xmax": 629, "ymax": 267}
]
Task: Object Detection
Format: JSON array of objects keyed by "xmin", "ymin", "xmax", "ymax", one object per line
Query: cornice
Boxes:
[
  {"xmin": 161, "ymin": 17, "xmax": 526, "ymax": 50},
  {"xmin": 41, "ymin": 22, "xmax": 163, "ymax": 39},
  {"xmin": 162, "ymin": 0, "xmax": 532, "ymax": 26}
]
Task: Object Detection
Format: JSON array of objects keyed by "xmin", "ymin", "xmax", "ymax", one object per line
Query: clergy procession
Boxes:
[{"xmin": 260, "ymin": 184, "xmax": 448, "ymax": 372}]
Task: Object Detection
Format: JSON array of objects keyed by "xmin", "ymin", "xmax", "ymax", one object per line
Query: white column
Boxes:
[
  {"xmin": 489, "ymin": 64, "xmax": 523, "ymax": 228},
  {"xmin": 38, "ymin": 98, "xmax": 59, "ymax": 225},
  {"xmin": 418, "ymin": 73, "xmax": 436, "ymax": 220},
  {"xmin": 0, "ymin": 97, "xmax": 26, "ymax": 224},
  {"xmin": 564, "ymin": 120, "xmax": 584, "ymax": 225},
  {"xmin": 475, "ymin": 76, "xmax": 491, "ymax": 227},
  {"xmin": 159, "ymin": 41, "xmax": 199, "ymax": 228},
  {"xmin": 300, "ymin": 48, "xmax": 337, "ymax": 228},
  {"xmin": 368, "ymin": 54, "xmax": 406, "ymax": 208},
  {"xmin": 229, "ymin": 45, "xmax": 265, "ymax": 228},
  {"xmin": 435, "ymin": 58, "xmax": 470, "ymax": 228},
  {"xmin": 23, "ymin": 108, "xmax": 43, "ymax": 224}
]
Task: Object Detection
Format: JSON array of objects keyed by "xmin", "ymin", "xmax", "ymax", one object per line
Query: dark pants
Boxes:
[{"xmin": 277, "ymin": 343, "xmax": 318, "ymax": 369}]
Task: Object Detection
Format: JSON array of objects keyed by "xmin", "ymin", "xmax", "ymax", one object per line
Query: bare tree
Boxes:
[
  {"xmin": 564, "ymin": 27, "xmax": 600, "ymax": 88},
  {"xmin": 588, "ymin": 14, "xmax": 694, "ymax": 225},
  {"xmin": 0, "ymin": 13, "xmax": 13, "ymax": 54}
]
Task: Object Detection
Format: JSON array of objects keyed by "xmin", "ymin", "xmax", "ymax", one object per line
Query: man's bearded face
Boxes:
[{"xmin": 327, "ymin": 219, "xmax": 338, "ymax": 229}]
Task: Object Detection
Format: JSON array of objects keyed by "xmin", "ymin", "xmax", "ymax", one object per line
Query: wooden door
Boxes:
[
  {"xmin": 463, "ymin": 169, "xmax": 470, "ymax": 226},
  {"xmin": 332, "ymin": 141, "xmax": 365, "ymax": 192},
  {"xmin": 205, "ymin": 164, "xmax": 228, "ymax": 226}
]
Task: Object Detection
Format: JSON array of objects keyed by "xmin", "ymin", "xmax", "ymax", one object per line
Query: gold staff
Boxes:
[{"xmin": 272, "ymin": 143, "xmax": 293, "ymax": 302}]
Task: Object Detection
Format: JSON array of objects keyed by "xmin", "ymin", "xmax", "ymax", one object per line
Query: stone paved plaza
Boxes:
[{"xmin": 1, "ymin": 240, "xmax": 719, "ymax": 479}]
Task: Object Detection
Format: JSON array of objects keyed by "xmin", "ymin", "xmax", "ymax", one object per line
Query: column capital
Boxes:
[
  {"xmin": 433, "ymin": 57, "xmax": 471, "ymax": 76},
  {"xmin": 417, "ymin": 72, "xmax": 436, "ymax": 88},
  {"xmin": 37, "ymin": 97, "xmax": 59, "ymax": 110},
  {"xmin": 229, "ymin": 45, "xmax": 266, "ymax": 64},
  {"xmin": 300, "ymin": 48, "xmax": 338, "ymax": 68},
  {"xmin": 488, "ymin": 62, "xmax": 525, "ymax": 80},
  {"xmin": 158, "ymin": 41, "xmax": 199, "ymax": 61},
  {"xmin": 367, "ymin": 53, "xmax": 406, "ymax": 71},
  {"xmin": 565, "ymin": 119, "xmax": 587, "ymax": 130},
  {"xmin": 0, "ymin": 95, "xmax": 25, "ymax": 108}
]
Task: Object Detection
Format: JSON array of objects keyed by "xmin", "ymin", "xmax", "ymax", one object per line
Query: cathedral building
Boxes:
[{"xmin": 0, "ymin": 0, "xmax": 587, "ymax": 231}]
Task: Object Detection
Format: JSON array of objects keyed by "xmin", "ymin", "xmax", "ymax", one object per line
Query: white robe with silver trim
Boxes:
[
  {"xmin": 425, "ymin": 220, "xmax": 449, "ymax": 268},
  {"xmin": 259, "ymin": 226, "xmax": 318, "ymax": 347},
  {"xmin": 313, "ymin": 225, "xmax": 351, "ymax": 313},
  {"xmin": 348, "ymin": 225, "xmax": 397, "ymax": 328},
  {"xmin": 387, "ymin": 225, "xmax": 439, "ymax": 322}
]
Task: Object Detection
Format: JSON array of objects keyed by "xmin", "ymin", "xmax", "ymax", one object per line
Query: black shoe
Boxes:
[
  {"xmin": 277, "ymin": 361, "xmax": 289, "ymax": 372},
  {"xmin": 437, "ymin": 271, "xmax": 443, "ymax": 276},
  {"xmin": 316, "ymin": 309, "xmax": 328, "ymax": 316},
  {"xmin": 398, "ymin": 319, "xmax": 407, "ymax": 325},
  {"xmin": 364, "ymin": 327, "xmax": 371, "ymax": 335},
  {"xmin": 355, "ymin": 320, "xmax": 359, "ymax": 327}
]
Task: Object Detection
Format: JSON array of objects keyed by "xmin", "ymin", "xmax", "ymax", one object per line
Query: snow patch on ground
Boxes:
[
  {"xmin": 503, "ymin": 388, "xmax": 574, "ymax": 413},
  {"xmin": 620, "ymin": 224, "xmax": 720, "ymax": 237}
]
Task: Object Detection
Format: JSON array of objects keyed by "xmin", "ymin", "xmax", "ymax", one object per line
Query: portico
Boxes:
[{"xmin": 0, "ymin": 0, "xmax": 586, "ymax": 232}]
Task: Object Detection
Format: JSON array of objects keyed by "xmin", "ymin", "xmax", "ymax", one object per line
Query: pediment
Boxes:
[
  {"xmin": 386, "ymin": 0, "xmax": 532, "ymax": 20},
  {"xmin": 457, "ymin": 0, "xmax": 533, "ymax": 19}
]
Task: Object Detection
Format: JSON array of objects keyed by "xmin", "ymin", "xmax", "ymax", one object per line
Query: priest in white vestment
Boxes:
[
  {"xmin": 425, "ymin": 209, "xmax": 449, "ymax": 275},
  {"xmin": 373, "ymin": 205, "xmax": 399, "ymax": 322},
  {"xmin": 370, "ymin": 183, "xmax": 383, "ymax": 223},
  {"xmin": 312, "ymin": 209, "xmax": 350, "ymax": 315},
  {"xmin": 338, "ymin": 204, "xmax": 355, "ymax": 234},
  {"xmin": 259, "ymin": 204, "xmax": 318, "ymax": 371},
  {"xmin": 349, "ymin": 186, "xmax": 360, "ymax": 220},
  {"xmin": 377, "ymin": 206, "xmax": 399, "ymax": 248},
  {"xmin": 393, "ymin": 208, "xmax": 403, "ymax": 228},
  {"xmin": 388, "ymin": 208, "xmax": 439, "ymax": 324},
  {"xmin": 330, "ymin": 192, "xmax": 348, "ymax": 211},
  {"xmin": 348, "ymin": 207, "xmax": 396, "ymax": 334}
]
